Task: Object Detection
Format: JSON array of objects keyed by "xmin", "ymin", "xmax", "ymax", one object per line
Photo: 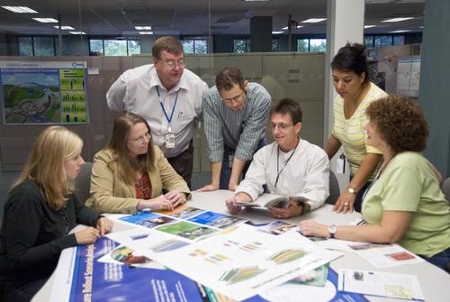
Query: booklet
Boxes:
[
  {"xmin": 234, "ymin": 193, "xmax": 307, "ymax": 208},
  {"xmin": 338, "ymin": 269, "xmax": 424, "ymax": 301}
]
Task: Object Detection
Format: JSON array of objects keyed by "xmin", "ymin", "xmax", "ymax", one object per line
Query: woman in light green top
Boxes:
[{"xmin": 300, "ymin": 95, "xmax": 450, "ymax": 272}]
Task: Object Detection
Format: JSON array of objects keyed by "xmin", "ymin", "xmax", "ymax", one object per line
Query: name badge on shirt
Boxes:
[{"xmin": 165, "ymin": 127, "xmax": 175, "ymax": 149}]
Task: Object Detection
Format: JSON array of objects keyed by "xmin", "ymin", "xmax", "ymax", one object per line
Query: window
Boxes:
[
  {"xmin": 296, "ymin": 38, "xmax": 326, "ymax": 52},
  {"xmin": 364, "ymin": 36, "xmax": 374, "ymax": 47},
  {"xmin": 272, "ymin": 39, "xmax": 279, "ymax": 52},
  {"xmin": 234, "ymin": 39, "xmax": 251, "ymax": 53},
  {"xmin": 182, "ymin": 37, "xmax": 208, "ymax": 54},
  {"xmin": 88, "ymin": 38, "xmax": 141, "ymax": 56},
  {"xmin": 375, "ymin": 35, "xmax": 392, "ymax": 46},
  {"xmin": 393, "ymin": 35, "xmax": 405, "ymax": 45},
  {"xmin": 18, "ymin": 37, "xmax": 33, "ymax": 56},
  {"xmin": 18, "ymin": 36, "xmax": 60, "ymax": 56}
]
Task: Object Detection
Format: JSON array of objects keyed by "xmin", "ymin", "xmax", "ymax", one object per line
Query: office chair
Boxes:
[
  {"xmin": 441, "ymin": 177, "xmax": 450, "ymax": 204},
  {"xmin": 325, "ymin": 170, "xmax": 340, "ymax": 205},
  {"xmin": 74, "ymin": 162, "xmax": 93, "ymax": 204}
]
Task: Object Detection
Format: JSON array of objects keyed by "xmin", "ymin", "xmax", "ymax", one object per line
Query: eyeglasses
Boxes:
[
  {"xmin": 221, "ymin": 91, "xmax": 246, "ymax": 104},
  {"xmin": 129, "ymin": 132, "xmax": 151, "ymax": 144},
  {"xmin": 160, "ymin": 59, "xmax": 186, "ymax": 69},
  {"xmin": 271, "ymin": 123, "xmax": 293, "ymax": 130}
]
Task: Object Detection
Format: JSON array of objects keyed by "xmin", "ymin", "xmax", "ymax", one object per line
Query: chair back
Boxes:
[
  {"xmin": 75, "ymin": 162, "xmax": 93, "ymax": 204},
  {"xmin": 325, "ymin": 170, "xmax": 340, "ymax": 205},
  {"xmin": 441, "ymin": 177, "xmax": 450, "ymax": 203}
]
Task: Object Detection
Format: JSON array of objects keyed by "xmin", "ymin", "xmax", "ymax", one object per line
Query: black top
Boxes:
[{"xmin": 0, "ymin": 180, "xmax": 100, "ymax": 284}]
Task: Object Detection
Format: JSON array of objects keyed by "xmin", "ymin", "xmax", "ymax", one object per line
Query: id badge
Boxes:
[
  {"xmin": 165, "ymin": 132, "xmax": 175, "ymax": 149},
  {"xmin": 228, "ymin": 154, "xmax": 234, "ymax": 168}
]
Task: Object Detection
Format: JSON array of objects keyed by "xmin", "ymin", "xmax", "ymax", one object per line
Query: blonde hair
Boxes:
[{"xmin": 11, "ymin": 126, "xmax": 83, "ymax": 210}]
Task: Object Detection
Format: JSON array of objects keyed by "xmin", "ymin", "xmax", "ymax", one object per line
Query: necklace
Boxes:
[{"xmin": 274, "ymin": 139, "xmax": 299, "ymax": 190}]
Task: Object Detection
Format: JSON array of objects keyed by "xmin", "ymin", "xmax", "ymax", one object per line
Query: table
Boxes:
[{"xmin": 33, "ymin": 190, "xmax": 450, "ymax": 301}]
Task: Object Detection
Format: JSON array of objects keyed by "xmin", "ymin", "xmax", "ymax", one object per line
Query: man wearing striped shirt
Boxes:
[{"xmin": 199, "ymin": 67, "xmax": 271, "ymax": 191}]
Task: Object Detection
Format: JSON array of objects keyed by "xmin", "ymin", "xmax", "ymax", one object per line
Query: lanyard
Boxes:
[
  {"xmin": 274, "ymin": 141, "xmax": 299, "ymax": 189},
  {"xmin": 156, "ymin": 86, "xmax": 179, "ymax": 129}
]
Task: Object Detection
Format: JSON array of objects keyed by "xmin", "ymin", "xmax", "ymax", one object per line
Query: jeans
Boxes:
[
  {"xmin": 167, "ymin": 140, "xmax": 194, "ymax": 189},
  {"xmin": 421, "ymin": 247, "xmax": 450, "ymax": 273},
  {"xmin": 220, "ymin": 137, "xmax": 267, "ymax": 190},
  {"xmin": 350, "ymin": 175, "xmax": 372, "ymax": 213}
]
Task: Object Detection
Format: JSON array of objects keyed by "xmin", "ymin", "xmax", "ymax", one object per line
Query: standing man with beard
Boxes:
[
  {"xmin": 106, "ymin": 36, "xmax": 209, "ymax": 188},
  {"xmin": 199, "ymin": 67, "xmax": 271, "ymax": 192}
]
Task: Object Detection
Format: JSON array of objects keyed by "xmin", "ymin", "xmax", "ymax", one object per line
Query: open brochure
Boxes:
[
  {"xmin": 338, "ymin": 269, "xmax": 424, "ymax": 300},
  {"xmin": 234, "ymin": 193, "xmax": 307, "ymax": 209}
]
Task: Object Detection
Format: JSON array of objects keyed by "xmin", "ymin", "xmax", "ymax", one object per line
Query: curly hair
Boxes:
[
  {"xmin": 331, "ymin": 42, "xmax": 369, "ymax": 84},
  {"xmin": 366, "ymin": 95, "xmax": 429, "ymax": 153}
]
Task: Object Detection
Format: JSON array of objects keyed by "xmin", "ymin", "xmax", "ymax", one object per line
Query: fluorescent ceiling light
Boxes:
[
  {"xmin": 389, "ymin": 30, "xmax": 412, "ymax": 33},
  {"xmin": 135, "ymin": 26, "xmax": 152, "ymax": 30},
  {"xmin": 69, "ymin": 31, "xmax": 86, "ymax": 35},
  {"xmin": 301, "ymin": 18, "xmax": 326, "ymax": 23},
  {"xmin": 281, "ymin": 25, "xmax": 304, "ymax": 30},
  {"xmin": 243, "ymin": 0, "xmax": 272, "ymax": 2},
  {"xmin": 53, "ymin": 26, "xmax": 75, "ymax": 30},
  {"xmin": 364, "ymin": 25, "xmax": 376, "ymax": 29},
  {"xmin": 382, "ymin": 17, "xmax": 414, "ymax": 22},
  {"xmin": 272, "ymin": 31, "xmax": 283, "ymax": 34},
  {"xmin": 33, "ymin": 18, "xmax": 58, "ymax": 23},
  {"xmin": 1, "ymin": 6, "xmax": 37, "ymax": 13},
  {"xmin": 138, "ymin": 31, "xmax": 153, "ymax": 35}
]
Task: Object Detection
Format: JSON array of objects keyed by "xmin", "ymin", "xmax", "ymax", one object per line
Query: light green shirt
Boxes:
[{"xmin": 362, "ymin": 152, "xmax": 450, "ymax": 257}]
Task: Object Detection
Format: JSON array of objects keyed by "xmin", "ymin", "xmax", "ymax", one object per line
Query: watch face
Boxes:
[
  {"xmin": 347, "ymin": 188, "xmax": 355, "ymax": 194},
  {"xmin": 328, "ymin": 225, "xmax": 337, "ymax": 234}
]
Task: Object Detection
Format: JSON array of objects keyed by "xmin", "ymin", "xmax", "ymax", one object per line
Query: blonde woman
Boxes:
[{"xmin": 0, "ymin": 126, "xmax": 112, "ymax": 301}]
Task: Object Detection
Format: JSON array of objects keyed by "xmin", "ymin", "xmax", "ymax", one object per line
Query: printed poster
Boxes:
[{"xmin": 0, "ymin": 61, "xmax": 89, "ymax": 124}]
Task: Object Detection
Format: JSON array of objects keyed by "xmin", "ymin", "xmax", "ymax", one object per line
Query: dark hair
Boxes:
[
  {"xmin": 270, "ymin": 98, "xmax": 303, "ymax": 124},
  {"xmin": 366, "ymin": 95, "xmax": 429, "ymax": 153},
  {"xmin": 107, "ymin": 112, "xmax": 156, "ymax": 185},
  {"xmin": 152, "ymin": 36, "xmax": 184, "ymax": 59},
  {"xmin": 215, "ymin": 67, "xmax": 246, "ymax": 91},
  {"xmin": 331, "ymin": 42, "xmax": 369, "ymax": 84}
]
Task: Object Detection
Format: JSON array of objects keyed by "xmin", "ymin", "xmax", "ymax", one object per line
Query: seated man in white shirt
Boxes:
[{"xmin": 226, "ymin": 98, "xmax": 330, "ymax": 219}]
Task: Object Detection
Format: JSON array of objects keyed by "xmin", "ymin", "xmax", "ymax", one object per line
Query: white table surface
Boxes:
[{"xmin": 33, "ymin": 190, "xmax": 450, "ymax": 302}]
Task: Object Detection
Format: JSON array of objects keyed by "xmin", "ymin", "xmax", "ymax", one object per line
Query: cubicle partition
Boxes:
[{"xmin": 0, "ymin": 52, "xmax": 325, "ymax": 172}]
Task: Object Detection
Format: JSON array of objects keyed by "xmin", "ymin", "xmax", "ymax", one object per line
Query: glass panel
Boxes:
[
  {"xmin": 272, "ymin": 39, "xmax": 279, "ymax": 52},
  {"xmin": 393, "ymin": 35, "xmax": 405, "ymax": 45},
  {"xmin": 309, "ymin": 39, "xmax": 326, "ymax": 52},
  {"xmin": 374, "ymin": 35, "xmax": 392, "ymax": 46},
  {"xmin": 18, "ymin": 37, "xmax": 33, "ymax": 56},
  {"xmin": 364, "ymin": 36, "xmax": 374, "ymax": 47},
  {"xmin": 297, "ymin": 38, "xmax": 309, "ymax": 52},
  {"xmin": 89, "ymin": 39, "xmax": 104, "ymax": 56},
  {"xmin": 34, "ymin": 37, "xmax": 55, "ymax": 56},
  {"xmin": 103, "ymin": 39, "xmax": 127, "ymax": 56},
  {"xmin": 194, "ymin": 39, "xmax": 207, "ymax": 54},
  {"xmin": 182, "ymin": 40, "xmax": 195, "ymax": 54},
  {"xmin": 234, "ymin": 39, "xmax": 247, "ymax": 53},
  {"xmin": 128, "ymin": 39, "xmax": 141, "ymax": 55}
]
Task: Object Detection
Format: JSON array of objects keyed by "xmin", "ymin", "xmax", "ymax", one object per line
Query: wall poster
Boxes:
[{"xmin": 0, "ymin": 61, "xmax": 89, "ymax": 125}]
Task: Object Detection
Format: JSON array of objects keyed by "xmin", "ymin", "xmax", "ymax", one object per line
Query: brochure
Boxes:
[
  {"xmin": 234, "ymin": 193, "xmax": 307, "ymax": 208},
  {"xmin": 338, "ymin": 269, "xmax": 424, "ymax": 300}
]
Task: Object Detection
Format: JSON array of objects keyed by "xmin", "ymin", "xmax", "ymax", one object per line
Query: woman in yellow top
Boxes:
[
  {"xmin": 87, "ymin": 112, "xmax": 190, "ymax": 213},
  {"xmin": 326, "ymin": 43, "xmax": 387, "ymax": 213}
]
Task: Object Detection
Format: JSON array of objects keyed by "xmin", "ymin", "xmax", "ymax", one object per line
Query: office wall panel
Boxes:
[{"xmin": 0, "ymin": 53, "xmax": 325, "ymax": 173}]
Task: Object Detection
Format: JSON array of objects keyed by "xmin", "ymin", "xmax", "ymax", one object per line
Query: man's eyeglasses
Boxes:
[
  {"xmin": 129, "ymin": 132, "xmax": 151, "ymax": 144},
  {"xmin": 221, "ymin": 91, "xmax": 246, "ymax": 104},
  {"xmin": 271, "ymin": 123, "xmax": 293, "ymax": 130},
  {"xmin": 161, "ymin": 59, "xmax": 186, "ymax": 69}
]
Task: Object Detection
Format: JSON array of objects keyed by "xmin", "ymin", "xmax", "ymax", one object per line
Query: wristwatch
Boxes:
[
  {"xmin": 346, "ymin": 187, "xmax": 357, "ymax": 194},
  {"xmin": 328, "ymin": 224, "xmax": 337, "ymax": 238}
]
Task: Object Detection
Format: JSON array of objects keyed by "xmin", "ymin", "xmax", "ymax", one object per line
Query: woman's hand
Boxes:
[
  {"xmin": 96, "ymin": 217, "xmax": 114, "ymax": 236},
  {"xmin": 298, "ymin": 220, "xmax": 328, "ymax": 238},
  {"xmin": 164, "ymin": 190, "xmax": 187, "ymax": 208},
  {"xmin": 333, "ymin": 191, "xmax": 356, "ymax": 214},
  {"xmin": 75, "ymin": 227, "xmax": 101, "ymax": 245}
]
